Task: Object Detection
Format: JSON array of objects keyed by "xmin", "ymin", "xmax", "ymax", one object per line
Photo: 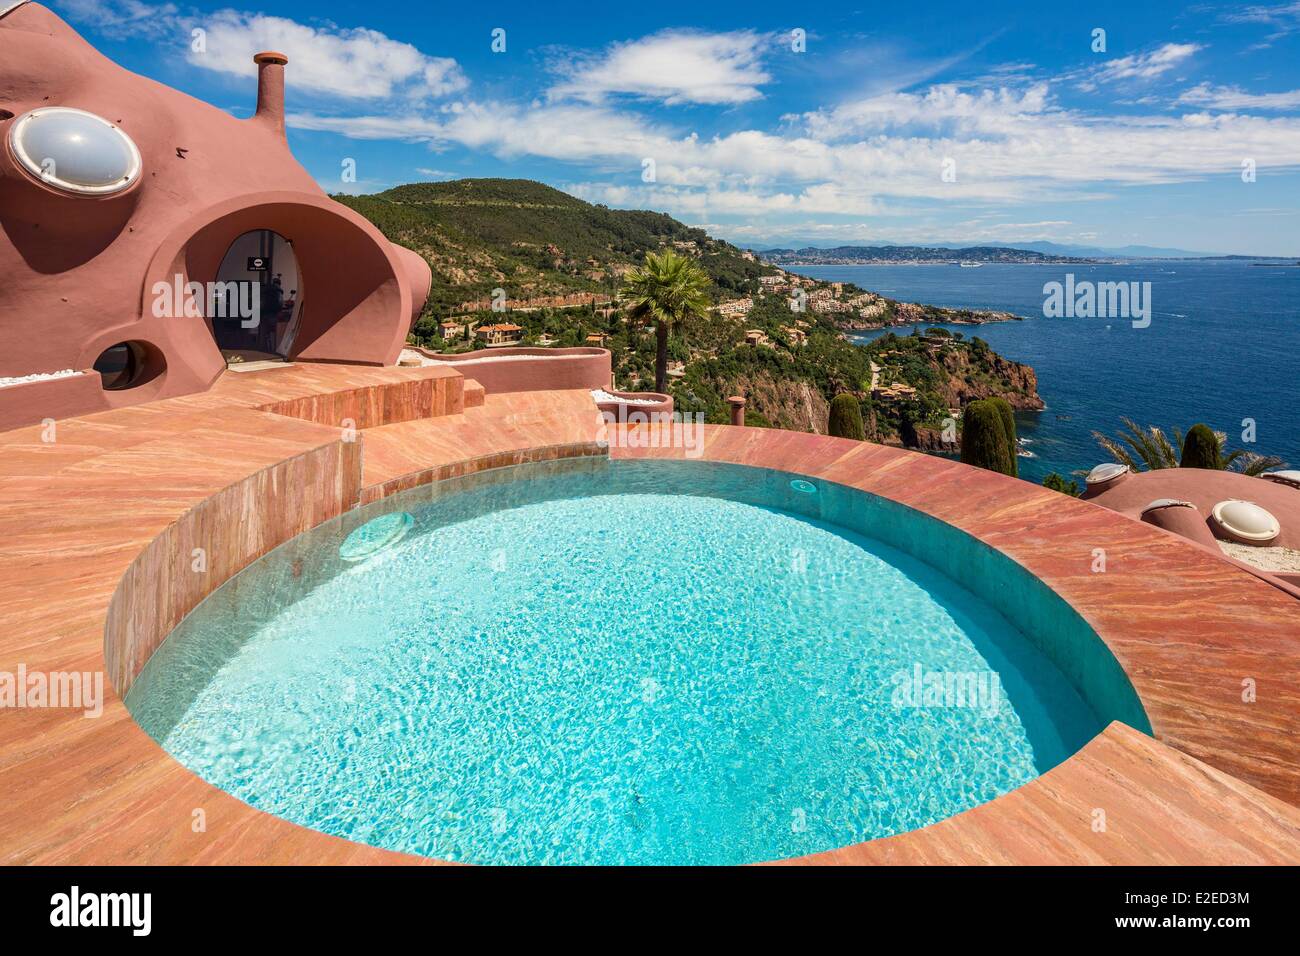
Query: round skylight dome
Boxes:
[
  {"xmin": 1085, "ymin": 462, "xmax": 1130, "ymax": 486},
  {"xmin": 8, "ymin": 107, "xmax": 141, "ymax": 195},
  {"xmin": 1211, "ymin": 499, "xmax": 1280, "ymax": 544},
  {"xmin": 1141, "ymin": 498, "xmax": 1195, "ymax": 512}
]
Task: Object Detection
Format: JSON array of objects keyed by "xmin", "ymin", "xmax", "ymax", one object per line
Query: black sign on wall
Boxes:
[{"xmin": 247, "ymin": 256, "xmax": 269, "ymax": 272}]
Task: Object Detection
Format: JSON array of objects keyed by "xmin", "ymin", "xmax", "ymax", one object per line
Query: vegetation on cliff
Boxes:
[
  {"xmin": 1043, "ymin": 473, "xmax": 1082, "ymax": 497},
  {"xmin": 340, "ymin": 178, "xmax": 1042, "ymax": 442},
  {"xmin": 335, "ymin": 179, "xmax": 762, "ymax": 319}
]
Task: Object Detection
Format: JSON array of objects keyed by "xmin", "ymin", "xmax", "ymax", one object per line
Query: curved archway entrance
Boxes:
[
  {"xmin": 141, "ymin": 194, "xmax": 419, "ymax": 377},
  {"xmin": 210, "ymin": 229, "xmax": 302, "ymax": 356}
]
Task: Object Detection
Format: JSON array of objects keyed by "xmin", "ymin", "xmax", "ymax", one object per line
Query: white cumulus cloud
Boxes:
[
  {"xmin": 549, "ymin": 29, "xmax": 771, "ymax": 105},
  {"xmin": 188, "ymin": 11, "xmax": 467, "ymax": 100},
  {"xmin": 1178, "ymin": 82, "xmax": 1300, "ymax": 111},
  {"xmin": 1087, "ymin": 42, "xmax": 1202, "ymax": 85},
  {"xmin": 58, "ymin": 1, "xmax": 467, "ymax": 101}
]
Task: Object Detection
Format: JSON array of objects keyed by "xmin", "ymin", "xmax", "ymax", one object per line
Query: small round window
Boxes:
[
  {"xmin": 8, "ymin": 107, "xmax": 142, "ymax": 195},
  {"xmin": 93, "ymin": 341, "xmax": 147, "ymax": 390}
]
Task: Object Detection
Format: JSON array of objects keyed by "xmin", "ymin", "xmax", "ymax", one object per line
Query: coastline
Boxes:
[{"xmin": 792, "ymin": 259, "xmax": 1298, "ymax": 485}]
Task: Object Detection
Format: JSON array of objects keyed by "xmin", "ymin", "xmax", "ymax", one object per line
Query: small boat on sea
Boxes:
[{"xmin": 958, "ymin": 261, "xmax": 983, "ymax": 268}]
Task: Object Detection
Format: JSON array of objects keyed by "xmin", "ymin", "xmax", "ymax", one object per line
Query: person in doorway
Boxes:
[
  {"xmin": 258, "ymin": 274, "xmax": 284, "ymax": 353},
  {"xmin": 276, "ymin": 289, "xmax": 297, "ymax": 353}
]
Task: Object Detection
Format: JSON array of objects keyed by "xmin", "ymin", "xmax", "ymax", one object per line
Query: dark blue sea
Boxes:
[{"xmin": 796, "ymin": 261, "xmax": 1299, "ymax": 485}]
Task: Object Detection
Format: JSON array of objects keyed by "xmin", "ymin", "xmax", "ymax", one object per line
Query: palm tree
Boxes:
[
  {"xmin": 1092, "ymin": 418, "xmax": 1182, "ymax": 471},
  {"xmin": 620, "ymin": 249, "xmax": 711, "ymax": 393},
  {"xmin": 1091, "ymin": 417, "xmax": 1286, "ymax": 475}
]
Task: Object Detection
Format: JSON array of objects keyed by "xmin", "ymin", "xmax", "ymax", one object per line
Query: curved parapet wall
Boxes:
[
  {"xmin": 104, "ymin": 433, "xmax": 362, "ymax": 695},
  {"xmin": 102, "ymin": 445, "xmax": 1300, "ymax": 864},
  {"xmin": 0, "ymin": 4, "xmax": 431, "ymax": 429},
  {"xmin": 593, "ymin": 389, "xmax": 674, "ymax": 420},
  {"xmin": 411, "ymin": 346, "xmax": 611, "ymax": 394}
]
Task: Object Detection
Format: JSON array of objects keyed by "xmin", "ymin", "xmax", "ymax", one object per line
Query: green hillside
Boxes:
[
  {"xmin": 334, "ymin": 178, "xmax": 765, "ymax": 324},
  {"xmin": 335, "ymin": 178, "xmax": 1040, "ymax": 439}
]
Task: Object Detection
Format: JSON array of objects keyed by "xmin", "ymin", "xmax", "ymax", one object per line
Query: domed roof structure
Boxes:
[{"xmin": 0, "ymin": 3, "xmax": 432, "ymax": 430}]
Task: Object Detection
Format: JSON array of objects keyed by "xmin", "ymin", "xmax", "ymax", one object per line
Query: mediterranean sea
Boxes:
[{"xmin": 795, "ymin": 260, "xmax": 1299, "ymax": 484}]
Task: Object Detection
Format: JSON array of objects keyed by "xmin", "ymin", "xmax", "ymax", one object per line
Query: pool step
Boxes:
[
  {"xmin": 356, "ymin": 389, "xmax": 605, "ymax": 503},
  {"xmin": 252, "ymin": 365, "xmax": 465, "ymax": 428}
]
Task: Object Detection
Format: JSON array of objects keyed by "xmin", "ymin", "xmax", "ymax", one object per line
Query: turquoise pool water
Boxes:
[{"xmin": 127, "ymin": 459, "xmax": 1142, "ymax": 865}]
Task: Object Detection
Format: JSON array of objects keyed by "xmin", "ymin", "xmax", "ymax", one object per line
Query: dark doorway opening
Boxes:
[{"xmin": 210, "ymin": 229, "xmax": 302, "ymax": 357}]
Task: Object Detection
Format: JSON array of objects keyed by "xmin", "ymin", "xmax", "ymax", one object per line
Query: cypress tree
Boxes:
[
  {"xmin": 1180, "ymin": 423, "xmax": 1220, "ymax": 469},
  {"xmin": 986, "ymin": 397, "xmax": 1018, "ymax": 477},
  {"xmin": 828, "ymin": 393, "xmax": 865, "ymax": 441},
  {"xmin": 961, "ymin": 400, "xmax": 1015, "ymax": 475}
]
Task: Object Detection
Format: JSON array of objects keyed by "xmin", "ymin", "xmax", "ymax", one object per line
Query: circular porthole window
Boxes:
[
  {"xmin": 8, "ymin": 107, "xmax": 142, "ymax": 195},
  {"xmin": 93, "ymin": 341, "xmax": 150, "ymax": 390}
]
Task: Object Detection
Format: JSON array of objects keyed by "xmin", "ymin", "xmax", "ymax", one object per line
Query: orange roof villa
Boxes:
[{"xmin": 1, "ymin": 1, "xmax": 1298, "ymax": 874}]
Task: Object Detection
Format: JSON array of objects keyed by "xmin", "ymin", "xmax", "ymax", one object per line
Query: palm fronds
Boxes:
[
  {"xmin": 1093, "ymin": 417, "xmax": 1287, "ymax": 474},
  {"xmin": 620, "ymin": 249, "xmax": 711, "ymax": 393},
  {"xmin": 1090, "ymin": 417, "xmax": 1180, "ymax": 471},
  {"xmin": 1231, "ymin": 452, "xmax": 1288, "ymax": 476}
]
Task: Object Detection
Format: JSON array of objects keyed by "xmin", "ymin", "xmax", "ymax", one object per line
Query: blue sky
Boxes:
[{"xmin": 57, "ymin": 0, "xmax": 1300, "ymax": 253}]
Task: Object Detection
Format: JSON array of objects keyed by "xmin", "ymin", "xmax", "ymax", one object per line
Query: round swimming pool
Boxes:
[{"xmin": 126, "ymin": 459, "xmax": 1145, "ymax": 865}]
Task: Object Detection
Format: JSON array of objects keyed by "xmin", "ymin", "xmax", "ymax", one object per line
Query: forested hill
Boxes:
[{"xmin": 333, "ymin": 178, "xmax": 767, "ymax": 320}]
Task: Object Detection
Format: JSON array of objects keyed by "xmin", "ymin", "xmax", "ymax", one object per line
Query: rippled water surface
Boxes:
[{"xmin": 129, "ymin": 463, "xmax": 1104, "ymax": 864}]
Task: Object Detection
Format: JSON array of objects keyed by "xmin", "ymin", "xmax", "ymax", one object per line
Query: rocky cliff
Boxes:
[
  {"xmin": 722, "ymin": 372, "xmax": 830, "ymax": 433},
  {"xmin": 937, "ymin": 347, "xmax": 1044, "ymax": 410}
]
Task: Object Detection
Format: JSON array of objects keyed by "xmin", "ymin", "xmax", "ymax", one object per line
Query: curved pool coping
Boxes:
[{"xmin": 2, "ymin": 392, "xmax": 1298, "ymax": 864}]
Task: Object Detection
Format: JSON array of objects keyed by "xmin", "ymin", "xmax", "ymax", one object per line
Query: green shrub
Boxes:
[
  {"xmin": 828, "ymin": 393, "xmax": 865, "ymax": 441},
  {"xmin": 1043, "ymin": 472, "xmax": 1081, "ymax": 497},
  {"xmin": 1180, "ymin": 423, "xmax": 1220, "ymax": 469},
  {"xmin": 960, "ymin": 400, "xmax": 1015, "ymax": 476}
]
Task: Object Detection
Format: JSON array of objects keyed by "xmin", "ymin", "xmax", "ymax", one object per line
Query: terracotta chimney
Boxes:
[
  {"xmin": 253, "ymin": 51, "xmax": 288, "ymax": 136},
  {"xmin": 727, "ymin": 396, "xmax": 747, "ymax": 427}
]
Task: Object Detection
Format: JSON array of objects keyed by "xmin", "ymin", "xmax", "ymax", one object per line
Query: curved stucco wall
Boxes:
[{"xmin": 412, "ymin": 346, "xmax": 611, "ymax": 394}]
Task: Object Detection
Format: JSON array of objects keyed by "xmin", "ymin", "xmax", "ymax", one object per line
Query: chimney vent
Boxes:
[{"xmin": 253, "ymin": 51, "xmax": 288, "ymax": 137}]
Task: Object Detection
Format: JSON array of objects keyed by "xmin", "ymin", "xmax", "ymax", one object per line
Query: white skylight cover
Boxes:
[{"xmin": 8, "ymin": 107, "xmax": 142, "ymax": 195}]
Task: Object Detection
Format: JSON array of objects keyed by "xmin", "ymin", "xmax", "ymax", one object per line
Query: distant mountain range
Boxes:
[
  {"xmin": 754, "ymin": 240, "xmax": 1297, "ymax": 262},
  {"xmin": 757, "ymin": 245, "xmax": 1094, "ymax": 266},
  {"xmin": 1000, "ymin": 240, "xmax": 1221, "ymax": 259}
]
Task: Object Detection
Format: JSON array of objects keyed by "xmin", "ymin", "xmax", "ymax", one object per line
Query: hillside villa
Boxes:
[{"xmin": 475, "ymin": 323, "xmax": 525, "ymax": 346}]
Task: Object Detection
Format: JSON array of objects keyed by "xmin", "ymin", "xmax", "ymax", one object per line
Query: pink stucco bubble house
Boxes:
[{"xmin": 0, "ymin": 1, "xmax": 433, "ymax": 430}]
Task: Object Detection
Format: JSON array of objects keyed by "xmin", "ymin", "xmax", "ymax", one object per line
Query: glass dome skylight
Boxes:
[{"xmin": 8, "ymin": 107, "xmax": 141, "ymax": 195}]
